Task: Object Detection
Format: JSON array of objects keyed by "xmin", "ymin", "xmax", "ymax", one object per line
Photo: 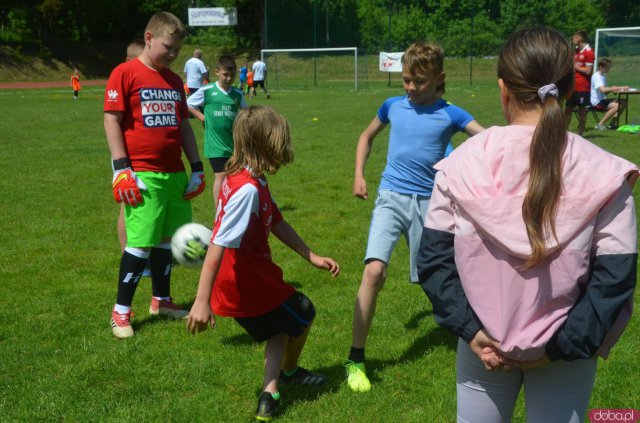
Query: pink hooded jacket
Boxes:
[{"xmin": 419, "ymin": 125, "xmax": 638, "ymax": 361}]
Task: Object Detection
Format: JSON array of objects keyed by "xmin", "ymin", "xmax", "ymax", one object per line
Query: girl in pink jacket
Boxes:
[{"xmin": 418, "ymin": 27, "xmax": 638, "ymax": 423}]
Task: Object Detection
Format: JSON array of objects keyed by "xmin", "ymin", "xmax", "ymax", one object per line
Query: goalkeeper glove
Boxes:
[
  {"xmin": 112, "ymin": 157, "xmax": 147, "ymax": 207},
  {"xmin": 184, "ymin": 239, "xmax": 208, "ymax": 261},
  {"xmin": 184, "ymin": 161, "xmax": 206, "ymax": 200}
]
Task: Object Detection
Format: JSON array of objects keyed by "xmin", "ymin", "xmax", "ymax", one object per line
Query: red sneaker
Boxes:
[
  {"xmin": 149, "ymin": 297, "xmax": 189, "ymax": 320},
  {"xmin": 111, "ymin": 309, "xmax": 134, "ymax": 339}
]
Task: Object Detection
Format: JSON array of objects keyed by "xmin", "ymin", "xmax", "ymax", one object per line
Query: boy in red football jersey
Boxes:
[
  {"xmin": 104, "ymin": 12, "xmax": 206, "ymax": 339},
  {"xmin": 564, "ymin": 30, "xmax": 594, "ymax": 135},
  {"xmin": 187, "ymin": 105, "xmax": 340, "ymax": 421}
]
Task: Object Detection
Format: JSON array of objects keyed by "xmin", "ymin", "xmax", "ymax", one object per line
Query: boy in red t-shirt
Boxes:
[
  {"xmin": 104, "ymin": 12, "xmax": 206, "ymax": 339},
  {"xmin": 187, "ymin": 105, "xmax": 340, "ymax": 421},
  {"xmin": 564, "ymin": 30, "xmax": 594, "ymax": 135}
]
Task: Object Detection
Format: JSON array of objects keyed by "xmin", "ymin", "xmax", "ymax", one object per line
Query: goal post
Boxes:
[
  {"xmin": 594, "ymin": 27, "xmax": 640, "ymax": 87},
  {"xmin": 260, "ymin": 47, "xmax": 363, "ymax": 91}
]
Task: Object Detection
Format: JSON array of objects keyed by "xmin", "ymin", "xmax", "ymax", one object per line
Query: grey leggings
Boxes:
[{"xmin": 456, "ymin": 338, "xmax": 597, "ymax": 423}]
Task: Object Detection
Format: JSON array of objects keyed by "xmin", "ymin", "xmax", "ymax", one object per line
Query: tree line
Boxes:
[{"xmin": 1, "ymin": 0, "xmax": 638, "ymax": 56}]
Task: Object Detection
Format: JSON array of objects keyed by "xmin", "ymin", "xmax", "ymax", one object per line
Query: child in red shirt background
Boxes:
[{"xmin": 71, "ymin": 67, "xmax": 81, "ymax": 99}]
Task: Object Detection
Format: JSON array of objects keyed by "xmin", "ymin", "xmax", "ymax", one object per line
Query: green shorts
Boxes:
[{"xmin": 125, "ymin": 171, "xmax": 192, "ymax": 247}]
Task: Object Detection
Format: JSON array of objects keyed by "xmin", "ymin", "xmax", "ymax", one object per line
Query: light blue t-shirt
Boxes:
[
  {"xmin": 445, "ymin": 142, "xmax": 454, "ymax": 157},
  {"xmin": 378, "ymin": 96, "xmax": 473, "ymax": 196}
]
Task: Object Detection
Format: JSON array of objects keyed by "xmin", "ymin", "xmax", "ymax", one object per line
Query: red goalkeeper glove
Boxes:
[
  {"xmin": 112, "ymin": 158, "xmax": 147, "ymax": 207},
  {"xmin": 184, "ymin": 161, "xmax": 206, "ymax": 200}
]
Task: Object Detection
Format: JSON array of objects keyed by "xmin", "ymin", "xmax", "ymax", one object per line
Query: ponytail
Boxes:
[
  {"xmin": 522, "ymin": 86, "xmax": 567, "ymax": 269},
  {"xmin": 497, "ymin": 28, "xmax": 574, "ymax": 269}
]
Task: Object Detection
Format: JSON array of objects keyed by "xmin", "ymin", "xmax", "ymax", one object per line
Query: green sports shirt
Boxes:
[{"xmin": 187, "ymin": 82, "xmax": 247, "ymax": 158}]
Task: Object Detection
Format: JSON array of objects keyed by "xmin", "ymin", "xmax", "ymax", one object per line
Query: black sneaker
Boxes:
[
  {"xmin": 607, "ymin": 123, "xmax": 618, "ymax": 130},
  {"xmin": 279, "ymin": 367, "xmax": 326, "ymax": 385},
  {"xmin": 255, "ymin": 391, "xmax": 279, "ymax": 421}
]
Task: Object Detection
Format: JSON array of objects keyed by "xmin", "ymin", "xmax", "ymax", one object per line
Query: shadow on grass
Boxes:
[
  {"xmin": 129, "ymin": 299, "xmax": 194, "ymax": 332},
  {"xmin": 251, "ymin": 361, "xmax": 345, "ymax": 418},
  {"xmin": 584, "ymin": 133, "xmax": 608, "ymax": 140},
  {"xmin": 404, "ymin": 308, "xmax": 432, "ymax": 329},
  {"xmin": 365, "ymin": 324, "xmax": 457, "ymax": 385},
  {"xmin": 284, "ymin": 280, "xmax": 304, "ymax": 289},
  {"xmin": 220, "ymin": 332, "xmax": 255, "ymax": 346},
  {"xmin": 243, "ymin": 324, "xmax": 456, "ymax": 416}
]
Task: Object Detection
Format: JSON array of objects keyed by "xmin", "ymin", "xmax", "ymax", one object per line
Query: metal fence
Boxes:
[{"xmin": 263, "ymin": 0, "xmax": 639, "ymax": 85}]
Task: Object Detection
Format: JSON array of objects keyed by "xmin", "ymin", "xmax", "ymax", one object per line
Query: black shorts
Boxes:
[
  {"xmin": 567, "ymin": 91, "xmax": 590, "ymax": 108},
  {"xmin": 235, "ymin": 292, "xmax": 316, "ymax": 342},
  {"xmin": 593, "ymin": 99, "xmax": 614, "ymax": 110},
  {"xmin": 254, "ymin": 80, "xmax": 266, "ymax": 89},
  {"xmin": 208, "ymin": 157, "xmax": 230, "ymax": 173}
]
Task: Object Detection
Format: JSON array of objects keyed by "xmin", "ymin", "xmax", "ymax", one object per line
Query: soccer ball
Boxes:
[{"xmin": 171, "ymin": 223, "xmax": 212, "ymax": 267}]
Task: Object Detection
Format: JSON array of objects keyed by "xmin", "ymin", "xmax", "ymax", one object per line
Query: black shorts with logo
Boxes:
[
  {"xmin": 567, "ymin": 91, "xmax": 590, "ymax": 108},
  {"xmin": 235, "ymin": 292, "xmax": 316, "ymax": 342}
]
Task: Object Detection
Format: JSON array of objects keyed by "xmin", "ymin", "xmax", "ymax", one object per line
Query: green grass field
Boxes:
[{"xmin": 0, "ymin": 75, "xmax": 639, "ymax": 422}]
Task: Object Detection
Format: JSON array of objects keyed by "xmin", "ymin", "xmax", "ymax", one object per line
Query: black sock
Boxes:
[
  {"xmin": 116, "ymin": 251, "xmax": 148, "ymax": 306},
  {"xmin": 149, "ymin": 247, "xmax": 172, "ymax": 298},
  {"xmin": 348, "ymin": 347, "xmax": 365, "ymax": 363}
]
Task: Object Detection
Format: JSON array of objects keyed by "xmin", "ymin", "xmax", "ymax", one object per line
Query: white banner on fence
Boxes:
[
  {"xmin": 379, "ymin": 52, "xmax": 404, "ymax": 72},
  {"xmin": 188, "ymin": 8, "xmax": 238, "ymax": 26}
]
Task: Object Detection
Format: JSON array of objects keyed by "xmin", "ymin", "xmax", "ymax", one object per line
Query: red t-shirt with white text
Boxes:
[{"xmin": 104, "ymin": 58, "xmax": 188, "ymax": 172}]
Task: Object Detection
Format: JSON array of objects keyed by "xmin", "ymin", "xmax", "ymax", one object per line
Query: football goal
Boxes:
[
  {"xmin": 594, "ymin": 27, "xmax": 640, "ymax": 88},
  {"xmin": 260, "ymin": 47, "xmax": 367, "ymax": 92}
]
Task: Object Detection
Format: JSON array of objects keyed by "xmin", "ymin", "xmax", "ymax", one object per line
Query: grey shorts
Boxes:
[{"xmin": 365, "ymin": 189, "xmax": 430, "ymax": 283}]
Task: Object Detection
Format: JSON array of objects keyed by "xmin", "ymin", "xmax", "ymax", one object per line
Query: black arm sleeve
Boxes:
[
  {"xmin": 417, "ymin": 227, "xmax": 482, "ymax": 343},
  {"xmin": 545, "ymin": 253, "xmax": 637, "ymax": 361}
]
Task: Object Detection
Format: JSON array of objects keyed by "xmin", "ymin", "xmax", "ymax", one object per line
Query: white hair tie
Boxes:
[{"xmin": 538, "ymin": 83, "xmax": 559, "ymax": 102}]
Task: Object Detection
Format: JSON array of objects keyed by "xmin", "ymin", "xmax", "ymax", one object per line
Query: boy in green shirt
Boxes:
[{"xmin": 187, "ymin": 55, "xmax": 247, "ymax": 211}]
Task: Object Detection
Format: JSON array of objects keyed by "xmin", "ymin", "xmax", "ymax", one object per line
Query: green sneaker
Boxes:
[{"xmin": 344, "ymin": 360, "xmax": 371, "ymax": 392}]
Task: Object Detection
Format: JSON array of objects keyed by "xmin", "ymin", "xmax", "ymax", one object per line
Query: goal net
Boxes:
[
  {"xmin": 260, "ymin": 47, "xmax": 368, "ymax": 92},
  {"xmin": 595, "ymin": 27, "xmax": 640, "ymax": 88}
]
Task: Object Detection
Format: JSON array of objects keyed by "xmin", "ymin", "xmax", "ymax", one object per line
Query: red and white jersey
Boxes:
[
  {"xmin": 104, "ymin": 58, "xmax": 188, "ymax": 173},
  {"xmin": 573, "ymin": 44, "xmax": 594, "ymax": 93},
  {"xmin": 210, "ymin": 168, "xmax": 294, "ymax": 317}
]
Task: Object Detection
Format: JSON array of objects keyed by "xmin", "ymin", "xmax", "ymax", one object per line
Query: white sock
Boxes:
[
  {"xmin": 114, "ymin": 304, "xmax": 131, "ymax": 314},
  {"xmin": 153, "ymin": 296, "xmax": 171, "ymax": 301}
]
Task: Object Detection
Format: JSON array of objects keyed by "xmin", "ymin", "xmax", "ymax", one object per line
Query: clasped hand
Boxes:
[{"xmin": 470, "ymin": 330, "xmax": 550, "ymax": 372}]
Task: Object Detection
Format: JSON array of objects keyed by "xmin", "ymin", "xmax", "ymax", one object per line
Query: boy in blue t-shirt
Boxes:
[{"xmin": 345, "ymin": 41, "xmax": 484, "ymax": 392}]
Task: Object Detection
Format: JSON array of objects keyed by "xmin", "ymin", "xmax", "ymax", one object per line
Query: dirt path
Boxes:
[{"xmin": 0, "ymin": 80, "xmax": 107, "ymax": 89}]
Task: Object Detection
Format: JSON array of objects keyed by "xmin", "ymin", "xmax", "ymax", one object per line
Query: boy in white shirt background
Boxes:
[{"xmin": 590, "ymin": 58, "xmax": 629, "ymax": 130}]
